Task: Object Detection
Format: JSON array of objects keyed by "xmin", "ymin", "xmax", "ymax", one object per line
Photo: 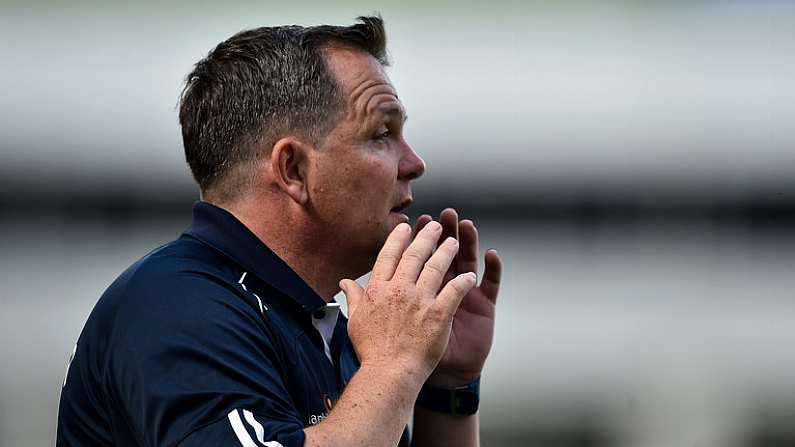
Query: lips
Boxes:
[{"xmin": 390, "ymin": 197, "xmax": 413, "ymax": 214}]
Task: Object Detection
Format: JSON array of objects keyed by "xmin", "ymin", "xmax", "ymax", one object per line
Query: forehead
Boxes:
[{"xmin": 323, "ymin": 46, "xmax": 403, "ymax": 117}]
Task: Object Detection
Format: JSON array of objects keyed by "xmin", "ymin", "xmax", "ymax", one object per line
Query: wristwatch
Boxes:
[{"xmin": 415, "ymin": 377, "xmax": 480, "ymax": 416}]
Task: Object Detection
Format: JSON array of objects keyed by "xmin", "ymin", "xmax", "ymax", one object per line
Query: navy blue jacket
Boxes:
[{"xmin": 57, "ymin": 202, "xmax": 410, "ymax": 446}]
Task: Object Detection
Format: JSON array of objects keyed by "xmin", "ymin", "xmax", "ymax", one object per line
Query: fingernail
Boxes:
[
  {"xmin": 467, "ymin": 272, "xmax": 477, "ymax": 281},
  {"xmin": 427, "ymin": 221, "xmax": 441, "ymax": 231},
  {"xmin": 398, "ymin": 223, "xmax": 410, "ymax": 232},
  {"xmin": 446, "ymin": 237, "xmax": 458, "ymax": 246}
]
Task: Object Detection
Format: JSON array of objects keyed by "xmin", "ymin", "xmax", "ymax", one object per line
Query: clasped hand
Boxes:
[{"xmin": 341, "ymin": 210, "xmax": 502, "ymax": 387}]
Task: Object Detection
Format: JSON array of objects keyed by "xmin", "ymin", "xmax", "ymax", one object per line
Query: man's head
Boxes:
[
  {"xmin": 179, "ymin": 15, "xmax": 390, "ymax": 203},
  {"xmin": 179, "ymin": 16, "xmax": 425, "ymax": 281}
]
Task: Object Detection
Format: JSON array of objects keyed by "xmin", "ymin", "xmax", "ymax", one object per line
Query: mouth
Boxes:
[{"xmin": 390, "ymin": 197, "xmax": 413, "ymax": 215}]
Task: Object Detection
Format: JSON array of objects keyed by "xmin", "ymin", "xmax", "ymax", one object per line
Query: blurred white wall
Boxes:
[{"xmin": 1, "ymin": 1, "xmax": 793, "ymax": 201}]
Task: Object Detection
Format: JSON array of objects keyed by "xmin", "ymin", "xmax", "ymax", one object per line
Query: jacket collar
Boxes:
[{"xmin": 185, "ymin": 201, "xmax": 327, "ymax": 313}]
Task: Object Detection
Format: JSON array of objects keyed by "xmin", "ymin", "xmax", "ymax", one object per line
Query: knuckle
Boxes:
[
  {"xmin": 379, "ymin": 251, "xmax": 400, "ymax": 264},
  {"xmin": 421, "ymin": 231, "xmax": 440, "ymax": 242},
  {"xmin": 388, "ymin": 282, "xmax": 410, "ymax": 298},
  {"xmin": 423, "ymin": 260, "xmax": 445, "ymax": 276},
  {"xmin": 438, "ymin": 240, "xmax": 458, "ymax": 256},
  {"xmin": 449, "ymin": 279, "xmax": 469, "ymax": 295},
  {"xmin": 366, "ymin": 281, "xmax": 382, "ymax": 294},
  {"xmin": 402, "ymin": 249, "xmax": 425, "ymax": 264},
  {"xmin": 428, "ymin": 304, "xmax": 449, "ymax": 323},
  {"xmin": 366, "ymin": 281, "xmax": 389, "ymax": 300}
]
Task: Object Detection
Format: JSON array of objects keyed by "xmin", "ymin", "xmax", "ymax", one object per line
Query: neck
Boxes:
[{"xmin": 222, "ymin": 199, "xmax": 345, "ymax": 303}]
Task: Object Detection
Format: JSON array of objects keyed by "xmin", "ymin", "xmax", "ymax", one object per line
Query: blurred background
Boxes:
[{"xmin": 2, "ymin": 1, "xmax": 794, "ymax": 446}]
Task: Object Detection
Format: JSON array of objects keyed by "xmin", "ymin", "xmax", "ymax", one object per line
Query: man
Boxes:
[{"xmin": 57, "ymin": 16, "xmax": 502, "ymax": 447}]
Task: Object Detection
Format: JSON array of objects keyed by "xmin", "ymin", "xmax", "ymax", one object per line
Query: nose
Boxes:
[{"xmin": 398, "ymin": 142, "xmax": 426, "ymax": 181}]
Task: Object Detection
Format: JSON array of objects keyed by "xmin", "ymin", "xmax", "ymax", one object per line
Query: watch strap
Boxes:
[{"xmin": 415, "ymin": 377, "xmax": 480, "ymax": 416}]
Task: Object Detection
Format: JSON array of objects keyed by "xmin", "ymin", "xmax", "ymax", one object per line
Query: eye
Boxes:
[{"xmin": 373, "ymin": 128, "xmax": 392, "ymax": 141}]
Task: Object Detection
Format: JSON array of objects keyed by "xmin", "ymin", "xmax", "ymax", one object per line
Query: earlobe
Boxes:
[{"xmin": 271, "ymin": 137, "xmax": 309, "ymax": 205}]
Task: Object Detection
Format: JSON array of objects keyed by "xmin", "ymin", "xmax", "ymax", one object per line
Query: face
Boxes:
[{"xmin": 305, "ymin": 46, "xmax": 425, "ymax": 271}]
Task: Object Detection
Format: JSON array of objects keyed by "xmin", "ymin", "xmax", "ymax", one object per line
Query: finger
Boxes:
[
  {"xmin": 436, "ymin": 272, "xmax": 477, "ymax": 319},
  {"xmin": 439, "ymin": 208, "xmax": 459, "ymax": 247},
  {"xmin": 416, "ymin": 237, "xmax": 459, "ymax": 294},
  {"xmin": 439, "ymin": 208, "xmax": 460, "ymax": 284},
  {"xmin": 479, "ymin": 249, "xmax": 502, "ymax": 304},
  {"xmin": 457, "ymin": 219, "xmax": 478, "ymax": 275},
  {"xmin": 394, "ymin": 220, "xmax": 442, "ymax": 282},
  {"xmin": 371, "ymin": 223, "xmax": 412, "ymax": 281},
  {"xmin": 339, "ymin": 279, "xmax": 364, "ymax": 317},
  {"xmin": 413, "ymin": 214, "xmax": 432, "ymax": 236}
]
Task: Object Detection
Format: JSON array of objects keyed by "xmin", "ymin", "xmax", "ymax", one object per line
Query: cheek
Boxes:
[
  {"xmin": 313, "ymin": 151, "xmax": 397, "ymax": 223},
  {"xmin": 362, "ymin": 163, "xmax": 396, "ymax": 203},
  {"xmin": 348, "ymin": 154, "xmax": 396, "ymax": 194}
]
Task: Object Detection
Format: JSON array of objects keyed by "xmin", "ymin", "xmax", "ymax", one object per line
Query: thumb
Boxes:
[
  {"xmin": 339, "ymin": 279, "xmax": 364, "ymax": 317},
  {"xmin": 436, "ymin": 272, "xmax": 477, "ymax": 319}
]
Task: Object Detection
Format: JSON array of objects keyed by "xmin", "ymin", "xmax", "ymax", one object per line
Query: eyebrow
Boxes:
[{"xmin": 376, "ymin": 104, "xmax": 407, "ymax": 123}]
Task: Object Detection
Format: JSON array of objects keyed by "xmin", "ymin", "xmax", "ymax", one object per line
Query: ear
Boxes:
[{"xmin": 270, "ymin": 137, "xmax": 310, "ymax": 205}]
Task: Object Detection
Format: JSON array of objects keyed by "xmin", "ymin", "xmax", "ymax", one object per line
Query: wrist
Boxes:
[{"xmin": 358, "ymin": 360, "xmax": 428, "ymax": 392}]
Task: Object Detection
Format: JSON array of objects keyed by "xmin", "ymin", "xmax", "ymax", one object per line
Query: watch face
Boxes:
[
  {"xmin": 417, "ymin": 381, "xmax": 480, "ymax": 416},
  {"xmin": 453, "ymin": 389, "xmax": 480, "ymax": 416}
]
